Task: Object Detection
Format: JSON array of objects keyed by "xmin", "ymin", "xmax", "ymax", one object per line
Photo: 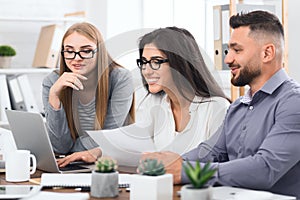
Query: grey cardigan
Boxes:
[{"xmin": 42, "ymin": 67, "xmax": 134, "ymax": 154}]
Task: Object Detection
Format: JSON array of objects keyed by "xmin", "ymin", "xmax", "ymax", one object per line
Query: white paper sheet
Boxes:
[{"xmin": 87, "ymin": 124, "xmax": 156, "ymax": 167}]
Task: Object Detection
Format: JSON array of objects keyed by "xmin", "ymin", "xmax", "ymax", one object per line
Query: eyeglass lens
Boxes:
[
  {"xmin": 137, "ymin": 58, "xmax": 168, "ymax": 70},
  {"xmin": 62, "ymin": 49, "xmax": 97, "ymax": 60}
]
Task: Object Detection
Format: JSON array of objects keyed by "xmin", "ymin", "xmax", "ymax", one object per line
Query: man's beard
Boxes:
[{"xmin": 231, "ymin": 64, "xmax": 261, "ymax": 87}]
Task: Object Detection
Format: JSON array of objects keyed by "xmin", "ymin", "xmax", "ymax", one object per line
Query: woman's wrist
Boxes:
[{"xmin": 89, "ymin": 148, "xmax": 102, "ymax": 160}]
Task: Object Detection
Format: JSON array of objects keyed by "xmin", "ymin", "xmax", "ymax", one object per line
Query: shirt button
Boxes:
[{"xmin": 249, "ymin": 106, "xmax": 253, "ymax": 110}]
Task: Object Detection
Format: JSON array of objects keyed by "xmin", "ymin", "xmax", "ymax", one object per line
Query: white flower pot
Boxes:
[
  {"xmin": 130, "ymin": 173, "xmax": 173, "ymax": 200},
  {"xmin": 0, "ymin": 56, "xmax": 12, "ymax": 68},
  {"xmin": 181, "ymin": 184, "xmax": 212, "ymax": 200},
  {"xmin": 91, "ymin": 170, "xmax": 119, "ymax": 198}
]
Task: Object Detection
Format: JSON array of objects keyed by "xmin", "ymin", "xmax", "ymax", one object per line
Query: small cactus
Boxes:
[
  {"xmin": 95, "ymin": 157, "xmax": 117, "ymax": 173},
  {"xmin": 138, "ymin": 158, "xmax": 166, "ymax": 176}
]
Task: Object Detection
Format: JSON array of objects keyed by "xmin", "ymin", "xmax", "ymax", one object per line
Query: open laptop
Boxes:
[{"xmin": 5, "ymin": 110, "xmax": 92, "ymax": 173}]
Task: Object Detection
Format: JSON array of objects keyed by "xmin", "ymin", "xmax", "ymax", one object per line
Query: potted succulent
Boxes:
[
  {"xmin": 130, "ymin": 158, "xmax": 173, "ymax": 200},
  {"xmin": 181, "ymin": 160, "xmax": 217, "ymax": 200},
  {"xmin": 0, "ymin": 45, "xmax": 16, "ymax": 68},
  {"xmin": 91, "ymin": 156, "xmax": 119, "ymax": 198}
]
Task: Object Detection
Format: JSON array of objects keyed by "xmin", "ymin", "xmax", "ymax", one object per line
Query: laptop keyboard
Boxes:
[{"xmin": 59, "ymin": 164, "xmax": 89, "ymax": 171}]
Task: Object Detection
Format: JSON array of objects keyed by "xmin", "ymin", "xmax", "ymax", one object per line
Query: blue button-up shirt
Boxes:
[{"xmin": 182, "ymin": 69, "xmax": 300, "ymax": 199}]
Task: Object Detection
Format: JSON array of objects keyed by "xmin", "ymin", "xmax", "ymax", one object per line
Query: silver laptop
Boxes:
[{"xmin": 5, "ymin": 110, "xmax": 92, "ymax": 173}]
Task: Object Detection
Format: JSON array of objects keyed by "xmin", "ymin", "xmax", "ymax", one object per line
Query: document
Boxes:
[
  {"xmin": 87, "ymin": 124, "xmax": 156, "ymax": 167},
  {"xmin": 0, "ymin": 74, "xmax": 11, "ymax": 122}
]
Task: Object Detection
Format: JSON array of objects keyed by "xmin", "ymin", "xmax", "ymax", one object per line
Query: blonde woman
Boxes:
[{"xmin": 42, "ymin": 22, "xmax": 134, "ymax": 167}]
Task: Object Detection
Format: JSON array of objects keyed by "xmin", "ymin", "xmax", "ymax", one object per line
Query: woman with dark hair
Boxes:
[
  {"xmin": 42, "ymin": 22, "xmax": 135, "ymax": 167},
  {"xmin": 133, "ymin": 27, "xmax": 230, "ymax": 154}
]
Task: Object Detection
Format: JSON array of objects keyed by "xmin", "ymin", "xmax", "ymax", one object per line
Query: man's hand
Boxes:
[
  {"xmin": 140, "ymin": 151, "xmax": 182, "ymax": 184},
  {"xmin": 57, "ymin": 148, "xmax": 102, "ymax": 167}
]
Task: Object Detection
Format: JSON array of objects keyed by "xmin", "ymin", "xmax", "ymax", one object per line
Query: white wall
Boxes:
[{"xmin": 287, "ymin": 0, "xmax": 300, "ymax": 82}]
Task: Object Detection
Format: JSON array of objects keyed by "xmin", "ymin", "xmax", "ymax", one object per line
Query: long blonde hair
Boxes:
[{"xmin": 59, "ymin": 22, "xmax": 135, "ymax": 140}]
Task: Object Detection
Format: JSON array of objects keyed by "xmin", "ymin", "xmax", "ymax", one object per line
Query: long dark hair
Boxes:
[{"xmin": 138, "ymin": 26, "xmax": 229, "ymax": 102}]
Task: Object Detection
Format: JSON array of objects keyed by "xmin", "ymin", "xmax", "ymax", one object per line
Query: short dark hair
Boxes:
[{"xmin": 229, "ymin": 10, "xmax": 284, "ymax": 39}]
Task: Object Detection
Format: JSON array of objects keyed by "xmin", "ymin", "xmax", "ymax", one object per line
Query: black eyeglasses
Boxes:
[
  {"xmin": 136, "ymin": 58, "xmax": 169, "ymax": 70},
  {"xmin": 61, "ymin": 48, "xmax": 98, "ymax": 60}
]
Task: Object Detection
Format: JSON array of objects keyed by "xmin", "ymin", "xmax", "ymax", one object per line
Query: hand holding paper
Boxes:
[{"xmin": 87, "ymin": 123, "xmax": 155, "ymax": 167}]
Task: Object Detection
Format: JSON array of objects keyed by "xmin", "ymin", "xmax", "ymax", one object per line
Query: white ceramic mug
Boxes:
[{"xmin": 5, "ymin": 150, "xmax": 37, "ymax": 182}]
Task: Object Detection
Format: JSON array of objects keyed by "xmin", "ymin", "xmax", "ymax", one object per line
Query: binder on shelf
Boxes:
[
  {"xmin": 17, "ymin": 74, "xmax": 39, "ymax": 113},
  {"xmin": 7, "ymin": 75, "xmax": 26, "ymax": 111},
  {"xmin": 32, "ymin": 24, "xmax": 64, "ymax": 68},
  {"xmin": 213, "ymin": 5, "xmax": 230, "ymax": 70},
  {"xmin": 7, "ymin": 75, "xmax": 39, "ymax": 113},
  {"xmin": 0, "ymin": 74, "xmax": 12, "ymax": 122}
]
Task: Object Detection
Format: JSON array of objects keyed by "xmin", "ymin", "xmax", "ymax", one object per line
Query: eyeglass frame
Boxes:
[
  {"xmin": 61, "ymin": 48, "xmax": 98, "ymax": 60},
  {"xmin": 136, "ymin": 57, "xmax": 169, "ymax": 70}
]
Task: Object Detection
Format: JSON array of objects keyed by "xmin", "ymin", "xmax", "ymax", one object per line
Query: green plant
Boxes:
[
  {"xmin": 183, "ymin": 160, "xmax": 217, "ymax": 188},
  {"xmin": 0, "ymin": 45, "xmax": 16, "ymax": 56},
  {"xmin": 138, "ymin": 158, "xmax": 166, "ymax": 176},
  {"xmin": 95, "ymin": 157, "xmax": 118, "ymax": 173}
]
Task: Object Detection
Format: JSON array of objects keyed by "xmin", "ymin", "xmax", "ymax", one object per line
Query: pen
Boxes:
[{"xmin": 74, "ymin": 187, "xmax": 90, "ymax": 192}]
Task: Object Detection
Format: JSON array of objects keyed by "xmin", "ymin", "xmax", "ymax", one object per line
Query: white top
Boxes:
[{"xmin": 135, "ymin": 93, "xmax": 230, "ymax": 155}]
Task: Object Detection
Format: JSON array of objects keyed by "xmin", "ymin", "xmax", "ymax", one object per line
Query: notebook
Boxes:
[
  {"xmin": 40, "ymin": 173, "xmax": 132, "ymax": 188},
  {"xmin": 5, "ymin": 110, "xmax": 92, "ymax": 173}
]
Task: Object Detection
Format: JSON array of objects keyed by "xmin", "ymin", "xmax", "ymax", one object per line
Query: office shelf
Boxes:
[{"xmin": 0, "ymin": 68, "xmax": 55, "ymax": 75}]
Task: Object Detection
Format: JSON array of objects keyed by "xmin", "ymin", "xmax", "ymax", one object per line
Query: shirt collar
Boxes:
[
  {"xmin": 260, "ymin": 68, "xmax": 289, "ymax": 94},
  {"xmin": 240, "ymin": 69, "xmax": 289, "ymax": 104}
]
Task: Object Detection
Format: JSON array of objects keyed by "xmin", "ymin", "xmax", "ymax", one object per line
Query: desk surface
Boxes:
[
  {"xmin": 0, "ymin": 170, "xmax": 296, "ymax": 200},
  {"xmin": 0, "ymin": 170, "xmax": 181, "ymax": 200}
]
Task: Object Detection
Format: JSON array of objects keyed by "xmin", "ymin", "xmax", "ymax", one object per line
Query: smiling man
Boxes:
[{"xmin": 141, "ymin": 10, "xmax": 300, "ymax": 199}]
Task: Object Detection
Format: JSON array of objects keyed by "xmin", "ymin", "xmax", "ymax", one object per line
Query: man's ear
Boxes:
[{"xmin": 262, "ymin": 43, "xmax": 276, "ymax": 63}]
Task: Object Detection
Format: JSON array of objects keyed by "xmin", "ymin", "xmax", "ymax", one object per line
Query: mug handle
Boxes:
[{"xmin": 29, "ymin": 154, "xmax": 37, "ymax": 175}]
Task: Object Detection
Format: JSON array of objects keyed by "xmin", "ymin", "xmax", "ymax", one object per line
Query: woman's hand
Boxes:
[
  {"xmin": 49, "ymin": 72, "xmax": 87, "ymax": 109},
  {"xmin": 57, "ymin": 148, "xmax": 102, "ymax": 168}
]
